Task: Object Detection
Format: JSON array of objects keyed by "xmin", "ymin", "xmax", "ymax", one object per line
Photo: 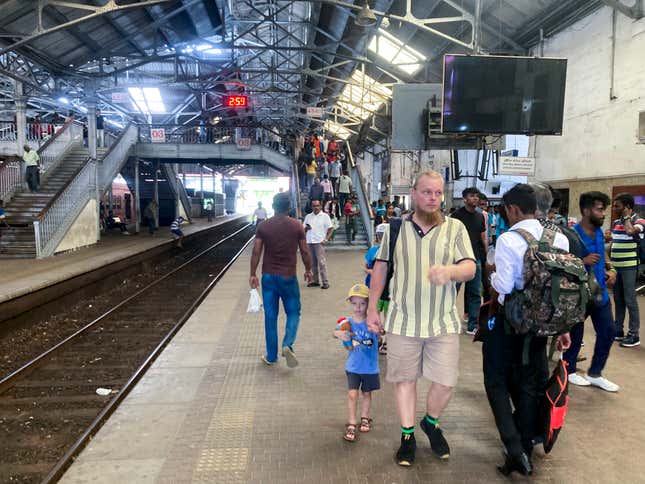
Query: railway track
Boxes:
[{"xmin": 0, "ymin": 222, "xmax": 255, "ymax": 483}]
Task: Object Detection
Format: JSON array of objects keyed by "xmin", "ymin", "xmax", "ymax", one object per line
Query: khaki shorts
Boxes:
[{"xmin": 386, "ymin": 333, "xmax": 460, "ymax": 387}]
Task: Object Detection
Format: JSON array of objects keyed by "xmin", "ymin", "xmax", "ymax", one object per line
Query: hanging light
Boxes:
[{"xmin": 355, "ymin": 2, "xmax": 377, "ymax": 28}]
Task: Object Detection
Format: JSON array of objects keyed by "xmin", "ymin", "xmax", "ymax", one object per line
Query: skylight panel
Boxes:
[
  {"xmin": 368, "ymin": 28, "xmax": 426, "ymax": 75},
  {"xmin": 129, "ymin": 87, "xmax": 166, "ymax": 114},
  {"xmin": 336, "ymin": 70, "xmax": 392, "ymax": 120},
  {"xmin": 324, "ymin": 120, "xmax": 351, "ymax": 140}
]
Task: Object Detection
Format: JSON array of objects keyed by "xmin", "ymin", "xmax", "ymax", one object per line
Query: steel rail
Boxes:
[
  {"xmin": 42, "ymin": 232, "xmax": 256, "ymax": 483},
  {"xmin": 0, "ymin": 222, "xmax": 252, "ymax": 395}
]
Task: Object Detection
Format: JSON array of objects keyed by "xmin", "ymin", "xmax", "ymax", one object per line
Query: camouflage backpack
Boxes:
[{"xmin": 504, "ymin": 228, "xmax": 589, "ymax": 337}]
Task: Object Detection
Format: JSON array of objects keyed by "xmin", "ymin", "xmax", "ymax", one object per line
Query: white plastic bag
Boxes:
[{"xmin": 247, "ymin": 288, "xmax": 262, "ymax": 313}]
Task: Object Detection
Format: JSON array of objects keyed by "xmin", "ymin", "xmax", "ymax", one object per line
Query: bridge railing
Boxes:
[{"xmin": 136, "ymin": 125, "xmax": 291, "ymax": 153}]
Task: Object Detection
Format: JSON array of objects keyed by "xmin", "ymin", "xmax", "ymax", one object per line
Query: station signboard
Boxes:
[
  {"xmin": 111, "ymin": 92, "xmax": 128, "ymax": 102},
  {"xmin": 150, "ymin": 128, "xmax": 166, "ymax": 143},
  {"xmin": 236, "ymin": 137, "xmax": 252, "ymax": 150},
  {"xmin": 498, "ymin": 156, "xmax": 536, "ymax": 176},
  {"xmin": 306, "ymin": 107, "xmax": 323, "ymax": 118}
]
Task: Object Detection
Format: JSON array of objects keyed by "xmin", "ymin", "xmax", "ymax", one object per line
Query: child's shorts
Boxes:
[
  {"xmin": 171, "ymin": 229, "xmax": 184, "ymax": 238},
  {"xmin": 346, "ymin": 371, "xmax": 380, "ymax": 392}
]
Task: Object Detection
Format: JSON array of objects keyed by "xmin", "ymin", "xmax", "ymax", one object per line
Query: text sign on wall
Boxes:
[
  {"xmin": 111, "ymin": 92, "xmax": 128, "ymax": 102},
  {"xmin": 236, "ymin": 137, "xmax": 251, "ymax": 150},
  {"xmin": 498, "ymin": 156, "xmax": 536, "ymax": 176},
  {"xmin": 306, "ymin": 107, "xmax": 323, "ymax": 118},
  {"xmin": 150, "ymin": 128, "xmax": 165, "ymax": 143}
]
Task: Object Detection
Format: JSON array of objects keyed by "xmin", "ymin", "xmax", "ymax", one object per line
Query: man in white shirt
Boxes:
[
  {"xmin": 253, "ymin": 201, "xmax": 268, "ymax": 226},
  {"xmin": 485, "ymin": 183, "xmax": 571, "ymax": 477},
  {"xmin": 303, "ymin": 199, "xmax": 333, "ymax": 289}
]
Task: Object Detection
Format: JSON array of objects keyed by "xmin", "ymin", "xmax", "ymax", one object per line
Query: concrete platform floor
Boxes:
[
  {"xmin": 0, "ymin": 215, "xmax": 247, "ymax": 304},
  {"xmin": 60, "ymin": 249, "xmax": 645, "ymax": 483}
]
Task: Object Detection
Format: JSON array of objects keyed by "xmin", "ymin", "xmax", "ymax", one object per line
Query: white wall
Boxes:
[
  {"xmin": 55, "ymin": 199, "xmax": 99, "ymax": 254},
  {"xmin": 533, "ymin": 6, "xmax": 645, "ymax": 182}
]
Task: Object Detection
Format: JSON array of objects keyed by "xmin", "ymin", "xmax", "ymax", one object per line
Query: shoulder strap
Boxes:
[
  {"xmin": 388, "ymin": 217, "xmax": 402, "ymax": 263},
  {"xmin": 538, "ymin": 227, "xmax": 557, "ymax": 252},
  {"xmin": 512, "ymin": 228, "xmax": 539, "ymax": 250}
]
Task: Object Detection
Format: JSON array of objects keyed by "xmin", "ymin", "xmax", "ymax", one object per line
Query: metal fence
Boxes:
[
  {"xmin": 39, "ymin": 122, "xmax": 83, "ymax": 174},
  {"xmin": 34, "ymin": 160, "xmax": 96, "ymax": 258},
  {"xmin": 137, "ymin": 125, "xmax": 290, "ymax": 153},
  {"xmin": 0, "ymin": 159, "xmax": 21, "ymax": 203}
]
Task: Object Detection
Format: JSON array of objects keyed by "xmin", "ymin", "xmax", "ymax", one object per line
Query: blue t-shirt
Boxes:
[
  {"xmin": 574, "ymin": 224, "xmax": 609, "ymax": 306},
  {"xmin": 342, "ymin": 318, "xmax": 379, "ymax": 375},
  {"xmin": 364, "ymin": 246, "xmax": 379, "ymax": 287},
  {"xmin": 375, "ymin": 205, "xmax": 386, "ymax": 217}
]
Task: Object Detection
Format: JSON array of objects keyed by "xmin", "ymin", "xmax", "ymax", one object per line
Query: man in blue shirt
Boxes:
[{"xmin": 563, "ymin": 192, "xmax": 619, "ymax": 392}]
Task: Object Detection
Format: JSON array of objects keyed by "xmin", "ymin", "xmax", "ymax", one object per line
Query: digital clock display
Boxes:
[{"xmin": 225, "ymin": 95, "xmax": 248, "ymax": 108}]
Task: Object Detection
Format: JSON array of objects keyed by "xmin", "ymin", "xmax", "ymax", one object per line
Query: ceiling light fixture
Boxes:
[{"xmin": 355, "ymin": 2, "xmax": 377, "ymax": 28}]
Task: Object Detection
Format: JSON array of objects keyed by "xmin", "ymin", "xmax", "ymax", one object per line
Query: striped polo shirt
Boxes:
[
  {"xmin": 611, "ymin": 214, "xmax": 645, "ymax": 270},
  {"xmin": 376, "ymin": 215, "xmax": 475, "ymax": 338}
]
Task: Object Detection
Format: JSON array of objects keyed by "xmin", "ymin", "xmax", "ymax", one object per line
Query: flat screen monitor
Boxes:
[{"xmin": 441, "ymin": 54, "xmax": 567, "ymax": 135}]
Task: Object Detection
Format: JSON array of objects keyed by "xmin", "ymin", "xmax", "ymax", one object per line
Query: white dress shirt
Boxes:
[
  {"xmin": 303, "ymin": 211, "xmax": 332, "ymax": 244},
  {"xmin": 491, "ymin": 218, "xmax": 569, "ymax": 304}
]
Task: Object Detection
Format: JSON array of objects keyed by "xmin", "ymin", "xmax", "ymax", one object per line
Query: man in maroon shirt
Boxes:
[{"xmin": 250, "ymin": 192, "xmax": 313, "ymax": 367}]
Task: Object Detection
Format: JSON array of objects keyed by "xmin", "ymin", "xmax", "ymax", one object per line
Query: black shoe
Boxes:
[
  {"xmin": 396, "ymin": 434, "xmax": 416, "ymax": 466},
  {"xmin": 615, "ymin": 330, "xmax": 625, "ymax": 341},
  {"xmin": 497, "ymin": 452, "xmax": 533, "ymax": 477},
  {"xmin": 321, "ymin": 283, "xmax": 329, "ymax": 289},
  {"xmin": 420, "ymin": 418, "xmax": 450, "ymax": 459},
  {"xmin": 307, "ymin": 282, "xmax": 320, "ymax": 287},
  {"xmin": 620, "ymin": 334, "xmax": 640, "ymax": 347}
]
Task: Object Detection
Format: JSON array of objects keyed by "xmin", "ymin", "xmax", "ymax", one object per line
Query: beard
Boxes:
[
  {"xmin": 414, "ymin": 207, "xmax": 443, "ymax": 226},
  {"xmin": 591, "ymin": 216, "xmax": 604, "ymax": 228}
]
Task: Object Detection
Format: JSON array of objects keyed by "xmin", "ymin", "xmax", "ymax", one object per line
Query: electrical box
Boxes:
[{"xmin": 639, "ymin": 111, "xmax": 645, "ymax": 143}]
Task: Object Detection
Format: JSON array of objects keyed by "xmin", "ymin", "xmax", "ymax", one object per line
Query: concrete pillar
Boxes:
[
  {"xmin": 85, "ymin": 97, "xmax": 97, "ymax": 160},
  {"xmin": 153, "ymin": 160, "xmax": 159, "ymax": 227},
  {"xmin": 175, "ymin": 163, "xmax": 180, "ymax": 218},
  {"xmin": 212, "ymin": 167, "xmax": 215, "ymax": 195},
  {"xmin": 108, "ymin": 185, "xmax": 113, "ymax": 211},
  {"xmin": 134, "ymin": 159, "xmax": 140, "ymax": 234},
  {"xmin": 14, "ymin": 82, "xmax": 27, "ymax": 190},
  {"xmin": 199, "ymin": 163, "xmax": 204, "ymax": 207}
]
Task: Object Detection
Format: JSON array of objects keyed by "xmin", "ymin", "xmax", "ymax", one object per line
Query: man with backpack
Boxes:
[
  {"xmin": 485, "ymin": 184, "xmax": 573, "ymax": 477},
  {"xmin": 563, "ymin": 192, "xmax": 619, "ymax": 391},
  {"xmin": 367, "ymin": 171, "xmax": 476, "ymax": 467},
  {"xmin": 610, "ymin": 193, "xmax": 644, "ymax": 347}
]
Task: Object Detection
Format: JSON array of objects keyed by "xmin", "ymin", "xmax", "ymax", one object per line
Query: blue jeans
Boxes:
[
  {"xmin": 564, "ymin": 301, "xmax": 616, "ymax": 376},
  {"xmin": 457, "ymin": 260, "xmax": 482, "ymax": 330},
  {"xmin": 261, "ymin": 274, "xmax": 302, "ymax": 363}
]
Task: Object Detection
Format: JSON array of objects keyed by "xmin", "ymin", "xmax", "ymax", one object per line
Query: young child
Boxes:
[
  {"xmin": 170, "ymin": 216, "xmax": 185, "ymax": 248},
  {"xmin": 333, "ymin": 284, "xmax": 380, "ymax": 443},
  {"xmin": 364, "ymin": 223, "xmax": 389, "ymax": 354}
]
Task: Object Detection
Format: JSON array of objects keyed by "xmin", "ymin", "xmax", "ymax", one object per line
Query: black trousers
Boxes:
[
  {"xmin": 482, "ymin": 312, "xmax": 548, "ymax": 457},
  {"xmin": 26, "ymin": 165, "xmax": 40, "ymax": 192}
]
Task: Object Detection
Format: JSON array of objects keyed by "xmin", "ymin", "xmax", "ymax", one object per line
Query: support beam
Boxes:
[{"xmin": 600, "ymin": 0, "xmax": 644, "ymax": 18}]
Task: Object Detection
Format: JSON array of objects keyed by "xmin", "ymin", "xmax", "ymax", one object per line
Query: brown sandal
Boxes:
[
  {"xmin": 344, "ymin": 423, "xmax": 358, "ymax": 442},
  {"xmin": 359, "ymin": 417, "xmax": 373, "ymax": 432}
]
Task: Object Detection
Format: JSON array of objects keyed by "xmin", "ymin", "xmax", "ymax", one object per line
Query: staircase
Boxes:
[{"xmin": 0, "ymin": 147, "xmax": 106, "ymax": 258}]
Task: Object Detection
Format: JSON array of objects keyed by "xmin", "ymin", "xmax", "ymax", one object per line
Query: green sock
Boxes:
[
  {"xmin": 425, "ymin": 415, "xmax": 439, "ymax": 427},
  {"xmin": 401, "ymin": 426, "xmax": 415, "ymax": 436}
]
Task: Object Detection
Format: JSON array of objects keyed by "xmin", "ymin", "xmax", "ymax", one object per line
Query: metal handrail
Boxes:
[
  {"xmin": 345, "ymin": 142, "xmax": 375, "ymax": 245},
  {"xmin": 37, "ymin": 120, "xmax": 83, "ymax": 177},
  {"xmin": 0, "ymin": 156, "xmax": 22, "ymax": 203},
  {"xmin": 34, "ymin": 160, "xmax": 96, "ymax": 258},
  {"xmin": 162, "ymin": 163, "xmax": 192, "ymax": 222},
  {"xmin": 98, "ymin": 123, "xmax": 138, "ymax": 192}
]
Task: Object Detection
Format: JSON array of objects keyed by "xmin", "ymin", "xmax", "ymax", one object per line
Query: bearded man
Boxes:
[
  {"xmin": 366, "ymin": 171, "xmax": 476, "ymax": 466},
  {"xmin": 563, "ymin": 191, "xmax": 619, "ymax": 392}
]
